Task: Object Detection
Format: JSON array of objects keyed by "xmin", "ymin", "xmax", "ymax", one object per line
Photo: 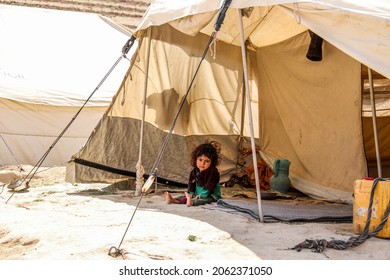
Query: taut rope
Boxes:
[
  {"xmin": 5, "ymin": 36, "xmax": 137, "ymax": 204},
  {"xmin": 107, "ymin": 0, "xmax": 233, "ymax": 258}
]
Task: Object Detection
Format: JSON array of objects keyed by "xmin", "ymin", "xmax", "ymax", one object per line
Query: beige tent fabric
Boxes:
[
  {"xmin": 256, "ymin": 32, "xmax": 366, "ymax": 202},
  {"xmin": 69, "ymin": 24, "xmax": 366, "ymax": 203},
  {"xmin": 111, "ymin": 24, "xmax": 257, "ymax": 137},
  {"xmin": 165, "ymin": 6, "xmax": 307, "ymax": 48},
  {"xmin": 68, "ymin": 1, "xmax": 390, "ymax": 203},
  {"xmin": 70, "ymin": 24, "xmax": 253, "ymax": 184}
]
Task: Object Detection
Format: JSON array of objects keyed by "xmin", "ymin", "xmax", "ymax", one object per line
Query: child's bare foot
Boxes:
[
  {"xmin": 185, "ymin": 192, "xmax": 193, "ymax": 207},
  {"xmin": 164, "ymin": 192, "xmax": 174, "ymax": 204}
]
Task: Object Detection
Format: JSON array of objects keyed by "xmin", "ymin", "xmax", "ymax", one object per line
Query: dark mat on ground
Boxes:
[{"xmin": 216, "ymin": 198, "xmax": 353, "ymax": 222}]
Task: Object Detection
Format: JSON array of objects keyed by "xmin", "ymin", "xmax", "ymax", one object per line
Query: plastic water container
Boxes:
[
  {"xmin": 353, "ymin": 179, "xmax": 390, "ymax": 238},
  {"xmin": 270, "ymin": 159, "xmax": 291, "ymax": 194}
]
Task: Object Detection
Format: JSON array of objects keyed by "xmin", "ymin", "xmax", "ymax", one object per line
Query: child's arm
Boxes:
[
  {"xmin": 201, "ymin": 167, "xmax": 220, "ymax": 197},
  {"xmin": 205, "ymin": 167, "xmax": 220, "ymax": 189},
  {"xmin": 187, "ymin": 169, "xmax": 197, "ymax": 195}
]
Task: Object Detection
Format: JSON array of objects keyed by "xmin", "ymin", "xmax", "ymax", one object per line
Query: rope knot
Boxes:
[
  {"xmin": 108, "ymin": 246, "xmax": 126, "ymax": 259},
  {"xmin": 291, "ymin": 239, "xmax": 328, "ymax": 253}
]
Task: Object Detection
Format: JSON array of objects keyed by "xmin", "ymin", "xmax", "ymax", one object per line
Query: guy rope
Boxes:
[
  {"xmin": 4, "ymin": 36, "xmax": 137, "ymax": 204},
  {"xmin": 107, "ymin": 0, "xmax": 233, "ymax": 259}
]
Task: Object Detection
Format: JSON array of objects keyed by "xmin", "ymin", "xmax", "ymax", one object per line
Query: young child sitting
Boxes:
[{"xmin": 164, "ymin": 140, "xmax": 222, "ymax": 207}]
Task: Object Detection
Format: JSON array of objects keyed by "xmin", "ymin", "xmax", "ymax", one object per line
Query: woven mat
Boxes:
[{"xmin": 216, "ymin": 198, "xmax": 353, "ymax": 223}]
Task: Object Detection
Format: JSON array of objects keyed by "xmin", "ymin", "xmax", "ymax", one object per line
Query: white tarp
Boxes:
[
  {"xmin": 137, "ymin": 0, "xmax": 390, "ymax": 79},
  {"xmin": 0, "ymin": 4, "xmax": 134, "ymax": 166}
]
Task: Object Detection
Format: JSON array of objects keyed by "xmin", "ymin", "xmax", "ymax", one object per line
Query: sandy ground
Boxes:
[{"xmin": 0, "ymin": 165, "xmax": 390, "ymax": 261}]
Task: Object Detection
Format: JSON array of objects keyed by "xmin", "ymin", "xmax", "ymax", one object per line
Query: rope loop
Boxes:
[
  {"xmin": 209, "ymin": 33, "xmax": 218, "ymax": 59},
  {"xmin": 291, "ymin": 177, "xmax": 390, "ymax": 253},
  {"xmin": 108, "ymin": 246, "xmax": 126, "ymax": 259},
  {"xmin": 293, "ymin": 3, "xmax": 301, "ymax": 24}
]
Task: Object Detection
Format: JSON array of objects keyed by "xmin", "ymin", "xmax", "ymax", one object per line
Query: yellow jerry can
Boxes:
[{"xmin": 353, "ymin": 179, "xmax": 390, "ymax": 238}]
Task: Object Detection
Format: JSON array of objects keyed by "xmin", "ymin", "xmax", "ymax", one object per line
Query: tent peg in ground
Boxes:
[{"xmin": 6, "ymin": 180, "xmax": 29, "ymax": 192}]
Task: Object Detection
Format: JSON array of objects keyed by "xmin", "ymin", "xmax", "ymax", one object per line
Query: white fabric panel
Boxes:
[
  {"xmin": 0, "ymin": 5, "xmax": 134, "ymax": 165},
  {"xmin": 137, "ymin": 0, "xmax": 390, "ymax": 79},
  {"xmin": 138, "ymin": 0, "xmax": 390, "ymax": 31},
  {"xmin": 0, "ymin": 99, "xmax": 106, "ymax": 166},
  {"xmin": 280, "ymin": 3, "xmax": 390, "ymax": 79},
  {"xmin": 0, "ymin": 4, "xmax": 132, "ymax": 106}
]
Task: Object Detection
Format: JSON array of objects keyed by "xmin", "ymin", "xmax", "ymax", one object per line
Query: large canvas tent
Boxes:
[
  {"xmin": 67, "ymin": 0, "xmax": 390, "ymax": 204},
  {"xmin": 0, "ymin": 5, "xmax": 132, "ymax": 166}
]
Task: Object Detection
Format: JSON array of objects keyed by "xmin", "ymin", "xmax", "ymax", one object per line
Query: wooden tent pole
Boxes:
[
  {"xmin": 237, "ymin": 10, "xmax": 264, "ymax": 222},
  {"xmin": 368, "ymin": 67, "xmax": 382, "ymax": 177},
  {"xmin": 135, "ymin": 28, "xmax": 152, "ymax": 196}
]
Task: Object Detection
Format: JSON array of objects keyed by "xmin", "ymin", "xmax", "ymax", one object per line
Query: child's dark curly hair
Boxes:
[{"xmin": 190, "ymin": 140, "xmax": 222, "ymax": 168}]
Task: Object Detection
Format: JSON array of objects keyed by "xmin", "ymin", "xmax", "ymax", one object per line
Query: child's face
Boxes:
[{"xmin": 196, "ymin": 155, "xmax": 211, "ymax": 172}]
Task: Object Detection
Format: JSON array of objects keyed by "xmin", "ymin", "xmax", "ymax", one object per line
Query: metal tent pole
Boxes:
[{"xmin": 237, "ymin": 9, "xmax": 264, "ymax": 222}]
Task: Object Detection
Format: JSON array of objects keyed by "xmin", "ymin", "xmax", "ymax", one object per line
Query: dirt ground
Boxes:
[{"xmin": 0, "ymin": 164, "xmax": 389, "ymax": 261}]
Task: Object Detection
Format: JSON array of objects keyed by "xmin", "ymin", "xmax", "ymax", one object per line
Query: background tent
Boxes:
[
  {"xmin": 0, "ymin": 4, "xmax": 134, "ymax": 166},
  {"xmin": 66, "ymin": 0, "xmax": 390, "ymax": 204}
]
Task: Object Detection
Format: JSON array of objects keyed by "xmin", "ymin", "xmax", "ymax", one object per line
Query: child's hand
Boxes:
[{"xmin": 195, "ymin": 195, "xmax": 202, "ymax": 199}]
